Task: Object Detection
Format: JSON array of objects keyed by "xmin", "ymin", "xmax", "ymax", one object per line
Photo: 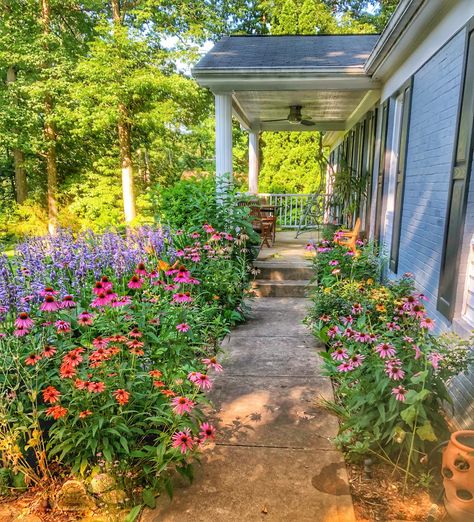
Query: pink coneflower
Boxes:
[
  {"xmin": 78, "ymin": 311, "xmax": 94, "ymax": 326},
  {"xmin": 164, "ymin": 284, "xmax": 179, "ymax": 292},
  {"xmin": 420, "ymin": 317, "xmax": 435, "ymax": 330},
  {"xmin": 15, "ymin": 312, "xmax": 34, "ymax": 330},
  {"xmin": 188, "ymin": 371, "xmax": 199, "ymax": 382},
  {"xmin": 100, "ymin": 276, "xmax": 113, "ymax": 290},
  {"xmin": 203, "ymin": 223, "xmax": 215, "ymax": 233},
  {"xmin": 61, "ymin": 295, "xmax": 76, "ymax": 309},
  {"xmin": 40, "ymin": 287, "xmax": 59, "ymax": 297},
  {"xmin": 14, "ymin": 326, "xmax": 30, "ymax": 337},
  {"xmin": 331, "ymin": 347, "xmax": 349, "ymax": 361},
  {"xmin": 385, "ymin": 364, "xmax": 405, "ymax": 381},
  {"xmin": 135, "ymin": 262, "xmax": 148, "ymax": 276},
  {"xmin": 55, "ymin": 320, "xmax": 71, "ymax": 334},
  {"xmin": 412, "ymin": 344, "xmax": 422, "ymax": 360},
  {"xmin": 172, "ymin": 292, "xmax": 193, "ymax": 304},
  {"xmin": 337, "ymin": 361, "xmax": 353, "ymax": 372},
  {"xmin": 319, "ymin": 314, "xmax": 330, "ymax": 322},
  {"xmin": 40, "ymin": 295, "xmax": 59, "ymax": 312},
  {"xmin": 110, "ymin": 296, "xmax": 132, "ymax": 307},
  {"xmin": 350, "ymin": 354, "xmax": 365, "ymax": 368},
  {"xmin": 176, "ymin": 323, "xmax": 190, "ymax": 332},
  {"xmin": 375, "ymin": 342, "xmax": 396, "ymax": 359},
  {"xmin": 403, "ymin": 335, "xmax": 414, "ymax": 343},
  {"xmin": 329, "ymin": 260, "xmax": 339, "ymax": 266},
  {"xmin": 188, "ymin": 278, "xmax": 200, "ymax": 285},
  {"xmin": 151, "ymin": 279, "xmax": 165, "ymax": 287},
  {"xmin": 91, "ymin": 292, "xmax": 109, "ymax": 308},
  {"xmin": 202, "ymin": 357, "xmax": 223, "ymax": 372},
  {"xmin": 194, "ymin": 373, "xmax": 212, "ymax": 390},
  {"xmin": 126, "ymin": 339, "xmax": 144, "ymax": 349},
  {"xmin": 351, "ymin": 303, "xmax": 363, "ymax": 315},
  {"xmin": 171, "ymin": 396, "xmax": 195, "ymax": 415},
  {"xmin": 331, "ymin": 268, "xmax": 341, "ymax": 275},
  {"xmin": 25, "ymin": 353, "xmax": 42, "ymax": 366},
  {"xmin": 327, "ymin": 325, "xmax": 340, "ymax": 338},
  {"xmin": 128, "ymin": 327, "xmax": 142, "ymax": 338},
  {"xmin": 341, "ymin": 315, "xmax": 353, "ymax": 326},
  {"xmin": 93, "ymin": 282, "xmax": 105, "ymax": 295},
  {"xmin": 343, "ymin": 327, "xmax": 356, "ymax": 338},
  {"xmin": 174, "ymin": 266, "xmax": 191, "ymax": 283},
  {"xmin": 386, "ymin": 321, "xmax": 401, "ymax": 331},
  {"xmin": 199, "ymin": 422, "xmax": 216, "ymax": 441},
  {"xmin": 354, "ymin": 332, "xmax": 371, "ymax": 343},
  {"xmin": 428, "ymin": 352, "xmax": 443, "ymax": 369},
  {"xmin": 172, "ymin": 428, "xmax": 194, "ymax": 454},
  {"xmin": 93, "ymin": 337, "xmax": 109, "ymax": 349},
  {"xmin": 128, "ymin": 275, "xmax": 144, "ymax": 289},
  {"xmin": 104, "ymin": 289, "xmax": 118, "ymax": 302},
  {"xmin": 392, "ymin": 386, "xmax": 408, "ymax": 401},
  {"xmin": 191, "ymin": 232, "xmax": 200, "ymax": 239}
]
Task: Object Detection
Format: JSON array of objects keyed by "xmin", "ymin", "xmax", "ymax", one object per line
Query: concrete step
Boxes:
[
  {"xmin": 253, "ymin": 261, "xmax": 314, "ymax": 281},
  {"xmin": 252, "ymin": 279, "xmax": 314, "ymax": 298}
]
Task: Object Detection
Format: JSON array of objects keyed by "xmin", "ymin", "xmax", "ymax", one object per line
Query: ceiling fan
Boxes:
[{"xmin": 263, "ymin": 105, "xmax": 316, "ymax": 126}]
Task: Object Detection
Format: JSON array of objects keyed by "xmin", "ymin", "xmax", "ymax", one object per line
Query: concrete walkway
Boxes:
[{"xmin": 144, "ymin": 231, "xmax": 355, "ymax": 522}]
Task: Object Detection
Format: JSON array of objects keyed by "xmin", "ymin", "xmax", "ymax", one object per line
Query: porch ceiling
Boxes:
[{"xmin": 193, "ymin": 35, "xmax": 382, "ymax": 133}]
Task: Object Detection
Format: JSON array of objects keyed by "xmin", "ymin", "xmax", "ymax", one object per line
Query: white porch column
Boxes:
[
  {"xmin": 215, "ymin": 93, "xmax": 233, "ymax": 194},
  {"xmin": 248, "ymin": 131, "xmax": 259, "ymax": 194}
]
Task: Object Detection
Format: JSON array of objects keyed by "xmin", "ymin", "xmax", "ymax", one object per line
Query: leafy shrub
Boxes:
[
  {"xmin": 0, "ymin": 223, "xmax": 252, "ymax": 504},
  {"xmin": 306, "ymin": 235, "xmax": 471, "ymax": 486}
]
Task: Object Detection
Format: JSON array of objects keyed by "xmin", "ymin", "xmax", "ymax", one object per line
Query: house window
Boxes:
[
  {"xmin": 438, "ymin": 25, "xmax": 474, "ymax": 320},
  {"xmin": 462, "ymin": 236, "xmax": 474, "ymax": 325},
  {"xmin": 374, "ymin": 101, "xmax": 389, "ymax": 242},
  {"xmin": 389, "ymin": 79, "xmax": 413, "ymax": 273}
]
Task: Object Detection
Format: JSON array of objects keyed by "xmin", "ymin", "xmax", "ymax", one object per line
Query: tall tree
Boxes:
[{"xmin": 5, "ymin": 66, "xmax": 27, "ymax": 203}]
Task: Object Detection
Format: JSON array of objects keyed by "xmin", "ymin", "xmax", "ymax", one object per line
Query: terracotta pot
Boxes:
[{"xmin": 442, "ymin": 430, "xmax": 474, "ymax": 521}]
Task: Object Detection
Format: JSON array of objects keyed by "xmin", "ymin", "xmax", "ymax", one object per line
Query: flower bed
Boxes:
[
  {"xmin": 305, "ymin": 234, "xmax": 473, "ymax": 487},
  {"xmin": 0, "ymin": 223, "xmax": 253, "ymax": 511}
]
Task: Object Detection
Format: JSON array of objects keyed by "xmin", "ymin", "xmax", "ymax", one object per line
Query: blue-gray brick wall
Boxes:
[{"xmin": 393, "ymin": 28, "xmax": 473, "ymax": 428}]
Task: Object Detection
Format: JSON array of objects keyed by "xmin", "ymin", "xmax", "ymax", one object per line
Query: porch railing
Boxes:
[{"xmin": 257, "ymin": 193, "xmax": 327, "ymax": 229}]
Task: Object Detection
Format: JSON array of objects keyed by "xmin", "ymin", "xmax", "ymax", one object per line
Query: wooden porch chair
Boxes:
[
  {"xmin": 249, "ymin": 205, "xmax": 274, "ymax": 248},
  {"xmin": 335, "ymin": 218, "xmax": 361, "ymax": 254}
]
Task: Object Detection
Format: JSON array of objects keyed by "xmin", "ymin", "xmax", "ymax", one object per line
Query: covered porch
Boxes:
[{"xmin": 192, "ymin": 34, "xmax": 381, "ymax": 196}]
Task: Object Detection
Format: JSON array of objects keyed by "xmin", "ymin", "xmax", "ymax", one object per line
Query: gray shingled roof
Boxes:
[{"xmin": 194, "ymin": 35, "xmax": 380, "ymax": 71}]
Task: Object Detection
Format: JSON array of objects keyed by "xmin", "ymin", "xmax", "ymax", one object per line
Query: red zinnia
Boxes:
[
  {"xmin": 45, "ymin": 405, "xmax": 68, "ymax": 420},
  {"xmin": 79, "ymin": 410, "xmax": 93, "ymax": 418},
  {"xmin": 87, "ymin": 381, "xmax": 105, "ymax": 393},
  {"xmin": 43, "ymin": 386, "xmax": 60, "ymax": 404},
  {"xmin": 60, "ymin": 364, "xmax": 76, "ymax": 379},
  {"xmin": 113, "ymin": 389, "xmax": 130, "ymax": 405}
]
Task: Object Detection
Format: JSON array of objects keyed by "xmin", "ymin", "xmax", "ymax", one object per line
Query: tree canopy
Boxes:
[{"xmin": 0, "ymin": 0, "xmax": 398, "ymax": 238}]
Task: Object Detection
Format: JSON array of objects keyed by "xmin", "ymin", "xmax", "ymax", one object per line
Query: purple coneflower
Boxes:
[
  {"xmin": 172, "ymin": 429, "xmax": 194, "ymax": 454},
  {"xmin": 391, "ymin": 386, "xmax": 407, "ymax": 401},
  {"xmin": 40, "ymin": 295, "xmax": 59, "ymax": 312},
  {"xmin": 61, "ymin": 295, "xmax": 76, "ymax": 309},
  {"xmin": 15, "ymin": 312, "xmax": 34, "ymax": 330},
  {"xmin": 375, "ymin": 342, "xmax": 396, "ymax": 359}
]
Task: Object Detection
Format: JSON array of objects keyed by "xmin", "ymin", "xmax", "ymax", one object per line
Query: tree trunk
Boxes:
[
  {"xmin": 118, "ymin": 103, "xmax": 136, "ymax": 222},
  {"xmin": 111, "ymin": 0, "xmax": 136, "ymax": 223},
  {"xmin": 6, "ymin": 67, "xmax": 28, "ymax": 203},
  {"xmin": 40, "ymin": 0, "xmax": 58, "ymax": 234}
]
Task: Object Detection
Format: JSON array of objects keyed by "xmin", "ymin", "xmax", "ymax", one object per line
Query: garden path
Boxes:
[{"xmin": 143, "ymin": 232, "xmax": 355, "ymax": 522}]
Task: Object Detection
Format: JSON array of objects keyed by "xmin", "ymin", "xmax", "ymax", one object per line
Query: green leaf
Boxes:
[
  {"xmin": 410, "ymin": 371, "xmax": 428, "ymax": 384},
  {"xmin": 142, "ymin": 488, "xmax": 156, "ymax": 509},
  {"xmin": 400, "ymin": 405, "xmax": 417, "ymax": 427},
  {"xmin": 416, "ymin": 421, "xmax": 437, "ymax": 442},
  {"xmin": 125, "ymin": 505, "xmax": 143, "ymax": 522}
]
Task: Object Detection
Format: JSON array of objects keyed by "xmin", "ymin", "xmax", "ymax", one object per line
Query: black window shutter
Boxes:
[
  {"xmin": 365, "ymin": 109, "xmax": 378, "ymax": 236},
  {"xmin": 374, "ymin": 100, "xmax": 390, "ymax": 242},
  {"xmin": 389, "ymin": 79, "xmax": 413, "ymax": 273},
  {"xmin": 438, "ymin": 27, "xmax": 474, "ymax": 320}
]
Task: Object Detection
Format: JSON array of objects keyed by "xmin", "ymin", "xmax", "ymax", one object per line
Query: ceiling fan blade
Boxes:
[
  {"xmin": 301, "ymin": 120, "xmax": 316, "ymax": 126},
  {"xmin": 262, "ymin": 118, "xmax": 287, "ymax": 123}
]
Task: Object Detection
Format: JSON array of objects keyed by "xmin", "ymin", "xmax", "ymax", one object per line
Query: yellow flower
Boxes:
[
  {"xmin": 376, "ymin": 304, "xmax": 386, "ymax": 312},
  {"xmin": 366, "ymin": 278, "xmax": 374, "ymax": 285},
  {"xmin": 323, "ymin": 287, "xmax": 332, "ymax": 294}
]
